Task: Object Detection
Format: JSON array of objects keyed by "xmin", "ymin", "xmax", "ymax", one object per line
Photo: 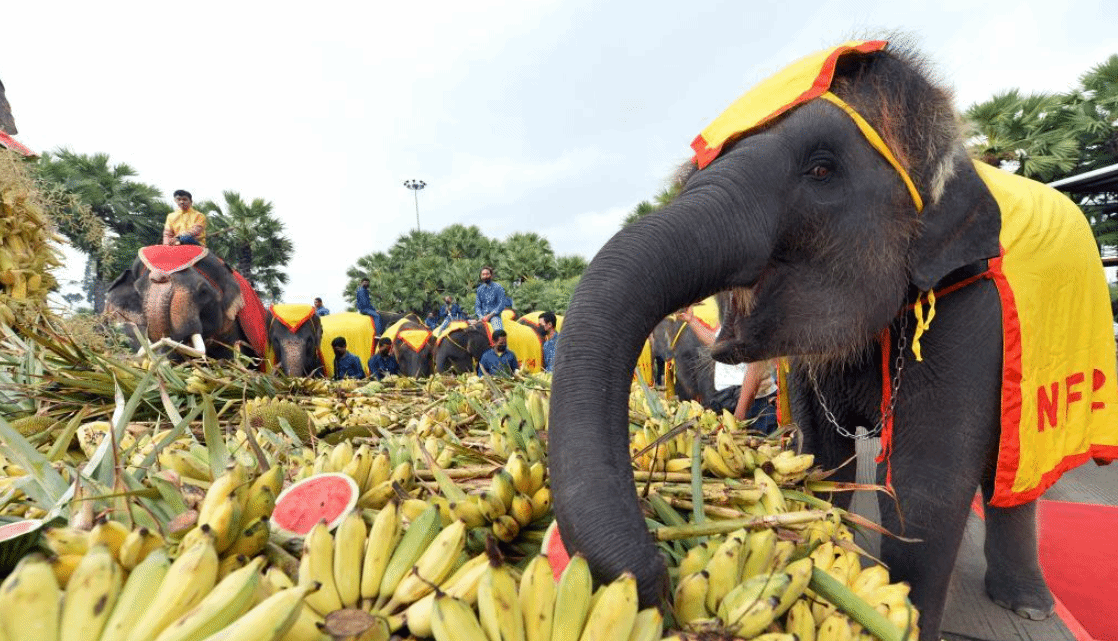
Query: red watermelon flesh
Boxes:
[
  {"xmin": 0, "ymin": 519, "xmax": 44, "ymax": 575},
  {"xmin": 272, "ymin": 474, "xmax": 358, "ymax": 537},
  {"xmin": 542, "ymin": 520, "xmax": 571, "ymax": 582}
]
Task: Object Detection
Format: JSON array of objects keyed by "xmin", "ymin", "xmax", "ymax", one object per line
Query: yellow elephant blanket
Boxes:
[{"xmin": 319, "ymin": 312, "xmax": 376, "ymax": 378}]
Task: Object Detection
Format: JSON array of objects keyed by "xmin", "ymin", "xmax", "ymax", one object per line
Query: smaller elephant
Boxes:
[
  {"xmin": 435, "ymin": 317, "xmax": 545, "ymax": 375},
  {"xmin": 266, "ymin": 304, "xmax": 324, "ymax": 377},
  {"xmin": 318, "ymin": 311, "xmax": 424, "ymax": 378},
  {"xmin": 105, "ymin": 245, "xmax": 267, "ymax": 362},
  {"xmin": 649, "ymin": 297, "xmax": 721, "ymax": 402}
]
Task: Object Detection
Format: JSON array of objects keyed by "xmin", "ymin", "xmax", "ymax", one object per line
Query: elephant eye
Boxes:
[{"xmin": 807, "ymin": 163, "xmax": 833, "ymax": 180}]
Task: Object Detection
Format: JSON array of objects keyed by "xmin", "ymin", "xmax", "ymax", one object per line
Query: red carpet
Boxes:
[{"xmin": 1038, "ymin": 500, "xmax": 1118, "ymax": 641}]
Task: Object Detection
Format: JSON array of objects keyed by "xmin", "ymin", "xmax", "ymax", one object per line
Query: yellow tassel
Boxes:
[{"xmin": 910, "ymin": 289, "xmax": 936, "ymax": 362}]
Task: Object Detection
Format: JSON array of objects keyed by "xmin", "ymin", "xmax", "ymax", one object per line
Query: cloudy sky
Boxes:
[{"xmin": 3, "ymin": 0, "xmax": 1115, "ymax": 311}]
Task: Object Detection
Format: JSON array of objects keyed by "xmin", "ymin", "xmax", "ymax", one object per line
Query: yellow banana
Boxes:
[
  {"xmin": 41, "ymin": 525, "xmax": 90, "ymax": 556},
  {"xmin": 118, "ymin": 527, "xmax": 161, "ymax": 571},
  {"xmin": 740, "ymin": 528, "xmax": 777, "ymax": 580},
  {"xmin": 225, "ymin": 515, "xmax": 270, "ymax": 558},
  {"xmin": 60, "ymin": 544, "xmax": 123, "ymax": 641},
  {"xmin": 366, "ymin": 452, "xmax": 392, "ymax": 488},
  {"xmin": 775, "ymin": 556, "xmax": 814, "ymax": 617},
  {"xmin": 248, "ymin": 464, "xmax": 284, "ymax": 499},
  {"xmin": 477, "ymin": 559, "xmax": 525, "ymax": 641},
  {"xmin": 509, "ymin": 493, "xmax": 535, "ymax": 528},
  {"xmin": 125, "ymin": 534, "xmax": 220, "ymax": 641},
  {"xmin": 489, "ymin": 470, "xmax": 516, "ymax": 510},
  {"xmin": 672, "ymin": 571, "xmax": 710, "ymax": 626},
  {"xmin": 196, "ymin": 583, "xmax": 315, "ymax": 641},
  {"xmin": 505, "ymin": 452, "xmax": 533, "ymax": 495},
  {"xmin": 518, "ymin": 555, "xmax": 555, "ymax": 641},
  {"xmin": 375, "ymin": 504, "xmax": 441, "ymax": 608},
  {"xmin": 704, "ymin": 528, "xmax": 747, "ymax": 613},
  {"xmin": 817, "ymin": 613, "xmax": 855, "ymax": 641},
  {"xmin": 332, "ymin": 510, "xmax": 367, "ymax": 609},
  {"xmin": 551, "ymin": 554, "xmax": 592, "ymax": 641},
  {"xmin": 491, "ymin": 514, "xmax": 521, "ymax": 543},
  {"xmin": 241, "ymin": 487, "xmax": 277, "ymax": 526},
  {"xmin": 50, "ymin": 553, "xmax": 84, "ymax": 589},
  {"xmin": 677, "ymin": 541, "xmax": 713, "ymax": 577},
  {"xmin": 431, "ymin": 595, "xmax": 489, "ymax": 641},
  {"xmin": 384, "ymin": 519, "xmax": 466, "ymax": 612},
  {"xmin": 153, "ymin": 556, "xmax": 265, "ymax": 641},
  {"xmin": 527, "ymin": 461, "xmax": 546, "ymax": 496},
  {"xmin": 754, "ymin": 467, "xmax": 787, "ymax": 514},
  {"xmin": 626, "ymin": 608, "xmax": 663, "ymax": 641},
  {"xmin": 850, "ymin": 564, "xmax": 890, "ymax": 598},
  {"xmin": 88, "ymin": 519, "xmax": 130, "ymax": 560},
  {"xmin": 701, "ymin": 446, "xmax": 738, "ymax": 478},
  {"xmin": 450, "ymin": 498, "xmax": 488, "ymax": 528},
  {"xmin": 715, "ymin": 430, "xmax": 746, "ymax": 476},
  {"xmin": 99, "ymin": 548, "xmax": 172, "ymax": 641},
  {"xmin": 201, "ymin": 492, "xmax": 243, "ymax": 555},
  {"xmin": 357, "ymin": 480, "xmax": 397, "ymax": 510},
  {"xmin": 530, "ymin": 487, "xmax": 552, "ymax": 521},
  {"xmin": 401, "ymin": 552, "xmax": 489, "ymax": 638},
  {"xmin": 198, "ymin": 465, "xmax": 247, "ymax": 525},
  {"xmin": 359, "ymin": 500, "xmax": 401, "ymax": 604},
  {"xmin": 577, "ymin": 572, "xmax": 638, "ymax": 641},
  {"xmin": 0, "ymin": 553, "xmax": 61, "ymax": 641},
  {"xmin": 784, "ymin": 599, "xmax": 816, "ymax": 641},
  {"xmin": 299, "ymin": 520, "xmax": 344, "ymax": 616}
]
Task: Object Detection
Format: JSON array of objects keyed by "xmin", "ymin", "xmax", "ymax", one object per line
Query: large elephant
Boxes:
[
  {"xmin": 266, "ymin": 304, "xmax": 324, "ymax": 377},
  {"xmin": 105, "ymin": 246, "xmax": 267, "ymax": 361},
  {"xmin": 547, "ymin": 39, "xmax": 1118, "ymax": 641}
]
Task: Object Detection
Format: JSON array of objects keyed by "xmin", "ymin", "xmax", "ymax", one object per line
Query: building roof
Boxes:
[
  {"xmin": 1048, "ymin": 163, "xmax": 1118, "ymax": 193},
  {"xmin": 0, "ymin": 131, "xmax": 35, "ymax": 157}
]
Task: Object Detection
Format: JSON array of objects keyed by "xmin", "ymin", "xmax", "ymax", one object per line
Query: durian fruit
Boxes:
[
  {"xmin": 8, "ymin": 415, "xmax": 61, "ymax": 438},
  {"xmin": 241, "ymin": 397, "xmax": 313, "ymax": 442}
]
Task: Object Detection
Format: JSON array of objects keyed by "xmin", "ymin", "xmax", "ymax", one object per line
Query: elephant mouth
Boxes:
[{"xmin": 709, "ymin": 286, "xmax": 757, "ymax": 364}]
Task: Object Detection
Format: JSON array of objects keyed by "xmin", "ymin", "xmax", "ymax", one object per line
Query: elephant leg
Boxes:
[{"xmin": 980, "ymin": 488, "xmax": 1054, "ymax": 619}]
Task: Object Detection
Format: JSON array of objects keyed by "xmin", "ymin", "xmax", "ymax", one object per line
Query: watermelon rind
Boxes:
[
  {"xmin": 271, "ymin": 473, "xmax": 358, "ymax": 539},
  {"xmin": 0, "ymin": 518, "xmax": 44, "ymax": 578}
]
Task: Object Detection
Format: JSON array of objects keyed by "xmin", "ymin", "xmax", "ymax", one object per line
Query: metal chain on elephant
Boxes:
[{"xmin": 808, "ymin": 309, "xmax": 909, "ymax": 440}]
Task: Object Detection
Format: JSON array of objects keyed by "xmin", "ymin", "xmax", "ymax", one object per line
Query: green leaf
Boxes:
[{"xmin": 202, "ymin": 393, "xmax": 229, "ymax": 477}]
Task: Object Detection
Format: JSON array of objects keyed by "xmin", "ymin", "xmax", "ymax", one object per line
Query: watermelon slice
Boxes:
[
  {"xmin": 0, "ymin": 518, "xmax": 44, "ymax": 576},
  {"xmin": 272, "ymin": 473, "xmax": 358, "ymax": 538},
  {"xmin": 541, "ymin": 520, "xmax": 571, "ymax": 582}
]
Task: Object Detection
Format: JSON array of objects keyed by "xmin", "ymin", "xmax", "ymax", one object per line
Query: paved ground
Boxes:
[{"xmin": 848, "ymin": 436, "xmax": 1116, "ymax": 641}]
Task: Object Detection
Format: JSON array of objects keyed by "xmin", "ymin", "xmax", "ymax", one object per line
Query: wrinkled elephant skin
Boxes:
[{"xmin": 267, "ymin": 304, "xmax": 324, "ymax": 377}]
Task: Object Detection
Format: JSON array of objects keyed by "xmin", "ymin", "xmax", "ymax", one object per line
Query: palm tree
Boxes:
[
  {"xmin": 198, "ymin": 191, "xmax": 293, "ymax": 303},
  {"xmin": 36, "ymin": 149, "xmax": 165, "ymax": 311},
  {"xmin": 963, "ymin": 90, "xmax": 1081, "ymax": 182}
]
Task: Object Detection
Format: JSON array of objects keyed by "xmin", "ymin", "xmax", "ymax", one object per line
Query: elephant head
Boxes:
[
  {"xmin": 435, "ymin": 323, "xmax": 491, "ymax": 374},
  {"xmin": 267, "ymin": 304, "xmax": 324, "ymax": 377},
  {"xmin": 393, "ymin": 324, "xmax": 434, "ymax": 377},
  {"xmin": 106, "ymin": 247, "xmax": 252, "ymax": 359},
  {"xmin": 548, "ymin": 39, "xmax": 1005, "ymax": 618},
  {"xmin": 649, "ymin": 315, "xmax": 714, "ymax": 403}
]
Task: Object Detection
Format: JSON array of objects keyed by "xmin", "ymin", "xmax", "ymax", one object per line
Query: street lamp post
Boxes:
[{"xmin": 403, "ymin": 179, "xmax": 426, "ymax": 231}]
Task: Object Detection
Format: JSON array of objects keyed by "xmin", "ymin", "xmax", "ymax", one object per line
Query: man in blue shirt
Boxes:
[
  {"xmin": 473, "ymin": 266, "xmax": 506, "ymax": 331},
  {"xmin": 437, "ymin": 295, "xmax": 467, "ymax": 332},
  {"xmin": 539, "ymin": 311, "xmax": 560, "ymax": 372},
  {"xmin": 331, "ymin": 336, "xmax": 365, "ymax": 380},
  {"xmin": 313, "ymin": 297, "xmax": 330, "ymax": 316},
  {"xmin": 355, "ymin": 277, "xmax": 382, "ymax": 335},
  {"xmin": 478, "ymin": 329, "xmax": 518, "ymax": 377},
  {"xmin": 367, "ymin": 337, "xmax": 400, "ymax": 380}
]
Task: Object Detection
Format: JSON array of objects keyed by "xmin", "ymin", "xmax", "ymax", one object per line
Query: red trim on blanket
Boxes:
[
  {"xmin": 875, "ymin": 328, "xmax": 895, "ymax": 489},
  {"xmin": 691, "ymin": 40, "xmax": 887, "ymax": 168},
  {"xmin": 0, "ymin": 132, "xmax": 36, "ymax": 157},
  {"xmin": 270, "ymin": 305, "xmax": 316, "ymax": 333},
  {"xmin": 987, "ymin": 249, "xmax": 1027, "ymax": 507}
]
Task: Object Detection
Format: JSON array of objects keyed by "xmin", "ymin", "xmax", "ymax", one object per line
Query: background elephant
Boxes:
[
  {"xmin": 105, "ymin": 246, "xmax": 267, "ymax": 362},
  {"xmin": 266, "ymin": 304, "xmax": 324, "ymax": 377},
  {"xmin": 318, "ymin": 311, "xmax": 424, "ymax": 378},
  {"xmin": 547, "ymin": 40, "xmax": 1118, "ymax": 641},
  {"xmin": 391, "ymin": 322, "xmax": 434, "ymax": 377},
  {"xmin": 0, "ymin": 78, "xmax": 17, "ymax": 135},
  {"xmin": 434, "ymin": 321, "xmax": 490, "ymax": 374},
  {"xmin": 649, "ymin": 297, "xmax": 719, "ymax": 401}
]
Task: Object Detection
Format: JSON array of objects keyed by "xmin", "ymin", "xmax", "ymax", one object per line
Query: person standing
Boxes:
[
  {"xmin": 313, "ymin": 297, "xmax": 330, "ymax": 316},
  {"xmin": 473, "ymin": 266, "xmax": 506, "ymax": 331},
  {"xmin": 678, "ymin": 306, "xmax": 778, "ymax": 433},
  {"xmin": 477, "ymin": 329, "xmax": 518, "ymax": 377},
  {"xmin": 162, "ymin": 189, "xmax": 207, "ymax": 246},
  {"xmin": 355, "ymin": 277, "xmax": 382, "ymax": 335},
  {"xmin": 367, "ymin": 337, "xmax": 400, "ymax": 380},
  {"xmin": 539, "ymin": 311, "xmax": 560, "ymax": 372},
  {"xmin": 331, "ymin": 336, "xmax": 365, "ymax": 380}
]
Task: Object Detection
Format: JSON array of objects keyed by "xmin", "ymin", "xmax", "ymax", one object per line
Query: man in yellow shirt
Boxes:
[{"xmin": 162, "ymin": 189, "xmax": 207, "ymax": 246}]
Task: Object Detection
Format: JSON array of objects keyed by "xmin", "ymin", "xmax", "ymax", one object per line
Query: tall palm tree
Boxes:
[
  {"xmin": 36, "ymin": 149, "xmax": 165, "ymax": 311},
  {"xmin": 198, "ymin": 191, "xmax": 293, "ymax": 303},
  {"xmin": 963, "ymin": 90, "xmax": 1081, "ymax": 182}
]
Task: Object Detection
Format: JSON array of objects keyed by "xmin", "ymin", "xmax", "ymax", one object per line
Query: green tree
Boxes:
[
  {"xmin": 344, "ymin": 225, "xmax": 584, "ymax": 316},
  {"xmin": 36, "ymin": 149, "xmax": 165, "ymax": 312},
  {"xmin": 196, "ymin": 191, "xmax": 294, "ymax": 303}
]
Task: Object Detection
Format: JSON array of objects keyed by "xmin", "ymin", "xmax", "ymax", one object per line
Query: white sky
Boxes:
[{"xmin": 3, "ymin": 0, "xmax": 1115, "ymax": 311}]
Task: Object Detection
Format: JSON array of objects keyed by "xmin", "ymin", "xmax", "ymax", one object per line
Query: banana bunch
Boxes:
[
  {"xmin": 805, "ymin": 542, "xmax": 921, "ymax": 638},
  {"xmin": 183, "ymin": 374, "xmax": 215, "ymax": 395},
  {"xmin": 174, "ymin": 463, "xmax": 284, "ymax": 560},
  {"xmin": 342, "ymin": 396, "xmax": 399, "ymax": 429},
  {"xmin": 158, "ymin": 441, "xmax": 217, "ymax": 483},
  {"xmin": 446, "ymin": 451, "xmax": 550, "ymax": 545},
  {"xmin": 0, "ymin": 153, "xmax": 64, "ymax": 325},
  {"xmin": 41, "ymin": 519, "xmax": 166, "ymax": 587},
  {"xmin": 487, "ymin": 390, "xmax": 548, "ymax": 462},
  {"xmin": 428, "ymin": 552, "xmax": 662, "ymax": 641}
]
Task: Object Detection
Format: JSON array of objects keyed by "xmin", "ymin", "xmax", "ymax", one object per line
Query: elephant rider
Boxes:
[
  {"xmin": 331, "ymin": 336, "xmax": 366, "ymax": 380},
  {"xmin": 437, "ymin": 295, "xmax": 467, "ymax": 332},
  {"xmin": 368, "ymin": 337, "xmax": 400, "ymax": 380},
  {"xmin": 355, "ymin": 277, "xmax": 383, "ymax": 335},
  {"xmin": 472, "ymin": 266, "xmax": 506, "ymax": 330},
  {"xmin": 478, "ymin": 329, "xmax": 518, "ymax": 377},
  {"xmin": 313, "ymin": 297, "xmax": 330, "ymax": 316},
  {"xmin": 539, "ymin": 311, "xmax": 560, "ymax": 372},
  {"xmin": 678, "ymin": 306, "xmax": 777, "ymax": 434},
  {"xmin": 162, "ymin": 189, "xmax": 207, "ymax": 246}
]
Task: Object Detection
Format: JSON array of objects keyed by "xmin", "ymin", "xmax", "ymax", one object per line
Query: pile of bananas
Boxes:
[
  {"xmin": 0, "ymin": 150, "xmax": 64, "ymax": 326},
  {"xmin": 172, "ymin": 463, "xmax": 283, "ymax": 565}
]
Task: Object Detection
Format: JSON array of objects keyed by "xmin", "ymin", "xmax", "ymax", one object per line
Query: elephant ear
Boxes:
[
  {"xmin": 909, "ymin": 156, "xmax": 1002, "ymax": 291},
  {"xmin": 104, "ymin": 259, "xmax": 144, "ymax": 326}
]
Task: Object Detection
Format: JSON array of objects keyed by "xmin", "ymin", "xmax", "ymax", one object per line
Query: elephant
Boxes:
[
  {"xmin": 318, "ymin": 311, "xmax": 426, "ymax": 378},
  {"xmin": 648, "ymin": 297, "xmax": 720, "ymax": 401},
  {"xmin": 547, "ymin": 39, "xmax": 1118, "ymax": 641},
  {"xmin": 105, "ymin": 245, "xmax": 267, "ymax": 362},
  {"xmin": 266, "ymin": 304, "xmax": 325, "ymax": 377},
  {"xmin": 387, "ymin": 318, "xmax": 435, "ymax": 377},
  {"xmin": 434, "ymin": 315, "xmax": 548, "ymax": 375},
  {"xmin": 0, "ymin": 78, "xmax": 16, "ymax": 135}
]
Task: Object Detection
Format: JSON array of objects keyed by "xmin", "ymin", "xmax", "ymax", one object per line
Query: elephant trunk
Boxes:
[{"xmin": 549, "ymin": 178, "xmax": 775, "ymax": 608}]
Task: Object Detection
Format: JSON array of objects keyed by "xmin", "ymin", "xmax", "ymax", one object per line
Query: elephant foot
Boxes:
[{"xmin": 985, "ymin": 573, "xmax": 1054, "ymax": 621}]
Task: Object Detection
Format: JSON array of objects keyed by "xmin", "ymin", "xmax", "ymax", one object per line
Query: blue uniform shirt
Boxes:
[
  {"xmin": 542, "ymin": 331, "xmax": 559, "ymax": 372},
  {"xmin": 368, "ymin": 353, "xmax": 400, "ymax": 380},
  {"xmin": 355, "ymin": 286, "xmax": 376, "ymax": 315},
  {"xmin": 334, "ymin": 352, "xmax": 366, "ymax": 380},
  {"xmin": 315, "ymin": 306, "xmax": 330, "ymax": 316},
  {"xmin": 440, "ymin": 303, "xmax": 466, "ymax": 322},
  {"xmin": 478, "ymin": 348, "xmax": 518, "ymax": 377},
  {"xmin": 474, "ymin": 282, "xmax": 506, "ymax": 320}
]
